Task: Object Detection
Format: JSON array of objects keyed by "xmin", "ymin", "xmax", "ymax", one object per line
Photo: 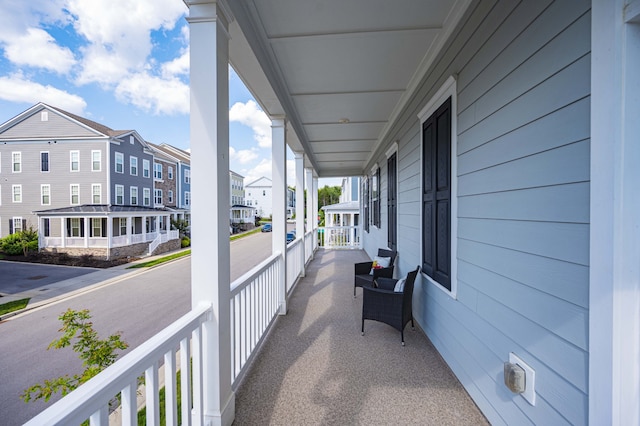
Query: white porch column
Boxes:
[
  {"xmin": 590, "ymin": 2, "xmax": 640, "ymax": 425},
  {"xmin": 312, "ymin": 175, "xmax": 319, "ymax": 250},
  {"xmin": 83, "ymin": 216, "xmax": 89, "ymax": 248},
  {"xmin": 305, "ymin": 168, "xmax": 313, "ymax": 233},
  {"xmin": 107, "ymin": 217, "xmax": 113, "ymax": 249},
  {"xmin": 61, "ymin": 217, "xmax": 66, "ymax": 248},
  {"xmin": 142, "ymin": 216, "xmax": 147, "ymax": 241},
  {"xmin": 272, "ymin": 117, "xmax": 287, "ymax": 314},
  {"xmin": 295, "ymin": 152, "xmax": 305, "ymax": 276},
  {"xmin": 187, "ymin": 1, "xmax": 234, "ymax": 425},
  {"xmin": 126, "ymin": 217, "xmax": 131, "ymax": 245}
]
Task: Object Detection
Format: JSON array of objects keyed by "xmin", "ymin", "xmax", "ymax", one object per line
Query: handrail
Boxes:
[
  {"xmin": 230, "ymin": 252, "xmax": 281, "ymax": 295},
  {"xmin": 24, "ymin": 304, "xmax": 212, "ymax": 426}
]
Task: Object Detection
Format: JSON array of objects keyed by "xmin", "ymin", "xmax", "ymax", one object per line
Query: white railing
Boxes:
[
  {"xmin": 130, "ymin": 234, "xmax": 145, "ymax": 244},
  {"xmin": 24, "ymin": 303, "xmax": 212, "ymax": 426},
  {"xmin": 168, "ymin": 229, "xmax": 179, "ymax": 240},
  {"xmin": 65, "ymin": 237, "xmax": 85, "ymax": 247},
  {"xmin": 286, "ymin": 238, "xmax": 303, "ymax": 293},
  {"xmin": 148, "ymin": 233, "xmax": 162, "ymax": 255},
  {"xmin": 88, "ymin": 238, "xmax": 108, "ymax": 248},
  {"xmin": 43, "ymin": 237, "xmax": 62, "ymax": 247},
  {"xmin": 230, "ymin": 253, "xmax": 282, "ymax": 386},
  {"xmin": 112, "ymin": 235, "xmax": 128, "ymax": 247},
  {"xmin": 317, "ymin": 226, "xmax": 361, "ymax": 249},
  {"xmin": 146, "ymin": 231, "xmax": 158, "ymax": 242},
  {"xmin": 304, "ymin": 231, "xmax": 313, "ymax": 263}
]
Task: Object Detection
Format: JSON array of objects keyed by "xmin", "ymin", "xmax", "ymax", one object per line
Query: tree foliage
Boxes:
[
  {"xmin": 318, "ymin": 185, "xmax": 341, "ymax": 209},
  {"xmin": 0, "ymin": 226, "xmax": 39, "ymax": 256},
  {"xmin": 21, "ymin": 309, "xmax": 128, "ymax": 403}
]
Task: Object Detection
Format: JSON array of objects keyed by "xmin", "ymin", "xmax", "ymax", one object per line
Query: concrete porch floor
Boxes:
[{"xmin": 233, "ymin": 249, "xmax": 489, "ymax": 425}]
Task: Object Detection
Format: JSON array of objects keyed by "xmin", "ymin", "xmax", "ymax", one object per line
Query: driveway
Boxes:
[{"xmin": 0, "ymin": 261, "xmax": 96, "ymax": 295}]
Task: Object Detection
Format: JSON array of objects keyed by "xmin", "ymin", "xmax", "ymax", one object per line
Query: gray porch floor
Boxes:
[{"xmin": 233, "ymin": 249, "xmax": 489, "ymax": 425}]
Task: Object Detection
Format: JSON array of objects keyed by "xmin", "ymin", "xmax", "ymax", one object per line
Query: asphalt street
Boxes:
[
  {"xmin": 0, "ymin": 262, "xmax": 96, "ymax": 295},
  {"xmin": 0, "ymin": 227, "xmax": 284, "ymax": 425}
]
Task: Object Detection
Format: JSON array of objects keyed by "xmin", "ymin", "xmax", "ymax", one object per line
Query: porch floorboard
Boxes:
[{"xmin": 233, "ymin": 249, "xmax": 488, "ymax": 425}]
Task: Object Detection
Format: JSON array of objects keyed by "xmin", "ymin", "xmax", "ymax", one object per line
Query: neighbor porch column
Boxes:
[
  {"xmin": 305, "ymin": 168, "xmax": 313, "ymax": 233},
  {"xmin": 294, "ymin": 152, "xmax": 305, "ymax": 276},
  {"xmin": 187, "ymin": 1, "xmax": 234, "ymax": 425},
  {"xmin": 61, "ymin": 217, "xmax": 66, "ymax": 248},
  {"xmin": 83, "ymin": 216, "xmax": 89, "ymax": 248},
  {"xmin": 272, "ymin": 117, "xmax": 287, "ymax": 314},
  {"xmin": 313, "ymin": 175, "xmax": 319, "ymax": 249}
]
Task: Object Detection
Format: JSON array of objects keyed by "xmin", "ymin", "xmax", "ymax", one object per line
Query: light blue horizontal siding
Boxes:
[{"xmin": 363, "ymin": 1, "xmax": 591, "ymax": 424}]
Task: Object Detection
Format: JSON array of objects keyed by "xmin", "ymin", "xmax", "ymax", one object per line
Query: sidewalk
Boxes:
[{"xmin": 0, "ymin": 248, "xmax": 191, "ymax": 321}]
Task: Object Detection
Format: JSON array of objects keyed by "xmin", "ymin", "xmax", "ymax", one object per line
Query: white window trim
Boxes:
[
  {"xmin": 143, "ymin": 159, "xmax": 151, "ymax": 178},
  {"xmin": 130, "ymin": 186, "xmax": 138, "ymax": 205},
  {"xmin": 168, "ymin": 166, "xmax": 174, "ymax": 180},
  {"xmin": 12, "ymin": 152, "xmax": 21, "ymax": 173},
  {"xmin": 70, "ymin": 184, "xmax": 80, "ymax": 205},
  {"xmin": 185, "ymin": 191, "xmax": 191, "ymax": 207},
  {"xmin": 115, "ymin": 184, "xmax": 124, "ymax": 205},
  {"xmin": 41, "ymin": 184, "xmax": 51, "ymax": 206},
  {"xmin": 130, "ymin": 156, "xmax": 138, "ymax": 176},
  {"xmin": 12, "ymin": 184, "xmax": 22, "ymax": 203},
  {"xmin": 92, "ymin": 150, "xmax": 102, "ymax": 172},
  {"xmin": 115, "ymin": 152, "xmax": 124, "ymax": 174},
  {"xmin": 12, "ymin": 217, "xmax": 23, "ymax": 233},
  {"xmin": 154, "ymin": 163, "xmax": 163, "ymax": 181},
  {"xmin": 70, "ymin": 150, "xmax": 80, "ymax": 172},
  {"xmin": 92, "ymin": 184, "xmax": 102, "ymax": 204},
  {"xmin": 418, "ymin": 75, "xmax": 458, "ymax": 299},
  {"xmin": 143, "ymin": 188, "xmax": 151, "ymax": 206},
  {"xmin": 168, "ymin": 190, "xmax": 173, "ymax": 203}
]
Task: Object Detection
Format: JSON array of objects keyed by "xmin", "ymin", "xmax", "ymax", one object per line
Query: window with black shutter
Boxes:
[
  {"xmin": 362, "ymin": 176, "xmax": 369, "ymax": 232},
  {"xmin": 387, "ymin": 152, "xmax": 397, "ymax": 251},
  {"xmin": 422, "ymin": 97, "xmax": 451, "ymax": 290}
]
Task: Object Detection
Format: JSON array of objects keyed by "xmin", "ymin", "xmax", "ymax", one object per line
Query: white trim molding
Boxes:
[{"xmin": 385, "ymin": 141, "xmax": 399, "ymax": 159}]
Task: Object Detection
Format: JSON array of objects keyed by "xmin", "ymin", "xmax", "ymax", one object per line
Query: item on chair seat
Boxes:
[
  {"xmin": 354, "ymin": 248, "xmax": 396, "ymax": 297},
  {"xmin": 369, "ymin": 256, "xmax": 391, "ymax": 275},
  {"xmin": 361, "ymin": 266, "xmax": 420, "ymax": 345}
]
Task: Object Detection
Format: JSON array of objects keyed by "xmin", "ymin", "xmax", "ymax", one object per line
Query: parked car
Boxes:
[
  {"xmin": 286, "ymin": 232, "xmax": 295, "ymax": 243},
  {"xmin": 261, "ymin": 223, "xmax": 272, "ymax": 232}
]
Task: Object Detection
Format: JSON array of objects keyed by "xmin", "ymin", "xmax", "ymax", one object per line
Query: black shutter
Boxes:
[
  {"xmin": 387, "ymin": 153, "xmax": 397, "ymax": 251},
  {"xmin": 67, "ymin": 218, "xmax": 72, "ymax": 237},
  {"xmin": 9, "ymin": 219, "xmax": 13, "ymax": 235},
  {"xmin": 422, "ymin": 97, "xmax": 451, "ymax": 290}
]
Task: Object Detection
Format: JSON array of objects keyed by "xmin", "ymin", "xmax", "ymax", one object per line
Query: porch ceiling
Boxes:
[{"xmin": 226, "ymin": 0, "xmax": 471, "ymax": 177}]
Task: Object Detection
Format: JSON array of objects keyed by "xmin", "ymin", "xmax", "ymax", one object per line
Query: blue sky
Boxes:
[{"xmin": 0, "ymin": 0, "xmax": 341, "ymax": 187}]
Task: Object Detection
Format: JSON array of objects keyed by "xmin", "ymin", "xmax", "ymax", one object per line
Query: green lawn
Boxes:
[
  {"xmin": 0, "ymin": 298, "xmax": 30, "ymax": 316},
  {"xmin": 127, "ymin": 250, "xmax": 191, "ymax": 269}
]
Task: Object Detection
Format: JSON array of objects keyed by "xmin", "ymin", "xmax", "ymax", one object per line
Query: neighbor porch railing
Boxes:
[
  {"xmin": 42, "ymin": 231, "xmax": 175, "ymax": 250},
  {"xmin": 304, "ymin": 230, "xmax": 313, "ymax": 263},
  {"xmin": 149, "ymin": 230, "xmax": 180, "ymax": 255},
  {"xmin": 317, "ymin": 226, "xmax": 361, "ymax": 249},
  {"xmin": 25, "ymin": 231, "xmax": 317, "ymax": 425}
]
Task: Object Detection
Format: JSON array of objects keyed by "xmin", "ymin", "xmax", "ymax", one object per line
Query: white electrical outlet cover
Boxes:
[{"xmin": 509, "ymin": 352, "xmax": 536, "ymax": 406}]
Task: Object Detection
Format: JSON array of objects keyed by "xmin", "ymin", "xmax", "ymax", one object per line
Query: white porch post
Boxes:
[
  {"xmin": 272, "ymin": 117, "xmax": 287, "ymax": 314},
  {"xmin": 295, "ymin": 152, "xmax": 305, "ymax": 276},
  {"xmin": 126, "ymin": 217, "xmax": 131, "ymax": 245},
  {"xmin": 187, "ymin": 1, "xmax": 234, "ymax": 425},
  {"xmin": 142, "ymin": 216, "xmax": 147, "ymax": 241},
  {"xmin": 61, "ymin": 217, "xmax": 66, "ymax": 248},
  {"xmin": 590, "ymin": 1, "xmax": 640, "ymax": 425},
  {"xmin": 83, "ymin": 216, "xmax": 89, "ymax": 248},
  {"xmin": 312, "ymin": 175, "xmax": 319, "ymax": 250},
  {"xmin": 305, "ymin": 168, "xmax": 313, "ymax": 233}
]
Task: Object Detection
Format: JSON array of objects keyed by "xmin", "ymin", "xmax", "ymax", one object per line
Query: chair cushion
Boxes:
[
  {"xmin": 394, "ymin": 278, "xmax": 406, "ymax": 293},
  {"xmin": 369, "ymin": 256, "xmax": 392, "ymax": 275}
]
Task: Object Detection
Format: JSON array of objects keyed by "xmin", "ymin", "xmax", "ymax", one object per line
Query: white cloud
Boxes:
[
  {"xmin": 229, "ymin": 100, "xmax": 272, "ymax": 148},
  {"xmin": 229, "ymin": 146, "xmax": 259, "ymax": 165},
  {"xmin": 162, "ymin": 50, "xmax": 189, "ymax": 78},
  {"xmin": 0, "ymin": 73, "xmax": 86, "ymax": 114},
  {"xmin": 3, "ymin": 28, "xmax": 76, "ymax": 74},
  {"xmin": 241, "ymin": 158, "xmax": 296, "ymax": 188},
  {"xmin": 115, "ymin": 72, "xmax": 189, "ymax": 115}
]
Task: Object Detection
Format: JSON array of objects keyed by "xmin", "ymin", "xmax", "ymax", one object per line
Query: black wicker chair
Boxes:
[
  {"xmin": 361, "ymin": 266, "xmax": 420, "ymax": 345},
  {"xmin": 353, "ymin": 248, "xmax": 396, "ymax": 297}
]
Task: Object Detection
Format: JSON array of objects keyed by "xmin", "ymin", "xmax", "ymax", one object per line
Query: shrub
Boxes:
[
  {"xmin": 0, "ymin": 227, "xmax": 39, "ymax": 256},
  {"xmin": 181, "ymin": 236, "xmax": 191, "ymax": 248}
]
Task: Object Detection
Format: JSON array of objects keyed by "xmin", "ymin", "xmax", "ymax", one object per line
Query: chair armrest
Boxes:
[
  {"xmin": 375, "ymin": 277, "xmax": 398, "ymax": 291},
  {"xmin": 362, "ymin": 286, "xmax": 403, "ymax": 307},
  {"xmin": 372, "ymin": 266, "xmax": 394, "ymax": 280},
  {"xmin": 355, "ymin": 261, "xmax": 374, "ymax": 275}
]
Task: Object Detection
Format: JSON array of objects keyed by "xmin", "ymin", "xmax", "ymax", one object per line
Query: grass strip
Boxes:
[
  {"xmin": 0, "ymin": 298, "xmax": 30, "ymax": 316},
  {"xmin": 127, "ymin": 250, "xmax": 191, "ymax": 269},
  {"xmin": 230, "ymin": 227, "xmax": 261, "ymax": 241}
]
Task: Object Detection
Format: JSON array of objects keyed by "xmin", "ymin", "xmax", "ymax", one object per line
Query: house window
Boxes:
[
  {"xmin": 91, "ymin": 218, "xmax": 105, "ymax": 237},
  {"xmin": 387, "ymin": 152, "xmax": 398, "ymax": 251},
  {"xmin": 41, "ymin": 152, "xmax": 49, "ymax": 172},
  {"xmin": 41, "ymin": 111, "xmax": 48, "ymax": 121},
  {"xmin": 129, "ymin": 135, "xmax": 134, "ymax": 144},
  {"xmin": 12, "ymin": 217, "xmax": 23, "ymax": 234},
  {"xmin": 371, "ymin": 167, "xmax": 380, "ymax": 227},
  {"xmin": 130, "ymin": 156, "xmax": 138, "ymax": 175},
  {"xmin": 92, "ymin": 150, "xmax": 101, "ymax": 171},
  {"xmin": 130, "ymin": 186, "xmax": 138, "ymax": 205},
  {"xmin": 185, "ymin": 191, "xmax": 190, "ymax": 207},
  {"xmin": 70, "ymin": 150, "xmax": 80, "ymax": 172},
  {"xmin": 43, "ymin": 218, "xmax": 50, "ymax": 237},
  {"xmin": 263, "ymin": 190, "xmax": 266, "ymax": 196},
  {"xmin": 92, "ymin": 184, "xmax": 101, "ymax": 204},
  {"xmin": 143, "ymin": 159, "xmax": 150, "ymax": 178},
  {"xmin": 68, "ymin": 218, "xmax": 84, "ymax": 237},
  {"xmin": 115, "ymin": 185, "xmax": 124, "ymax": 205},
  {"xmin": 115, "ymin": 152, "xmax": 124, "ymax": 173},
  {"xmin": 143, "ymin": 188, "xmax": 151, "ymax": 206},
  {"xmin": 168, "ymin": 190, "xmax": 173, "ymax": 203},
  {"xmin": 154, "ymin": 189, "xmax": 163, "ymax": 205},
  {"xmin": 421, "ymin": 96, "xmax": 453, "ymax": 291},
  {"xmin": 168, "ymin": 166, "xmax": 173, "ymax": 180},
  {"xmin": 119, "ymin": 218, "xmax": 127, "ymax": 235},
  {"xmin": 41, "ymin": 184, "xmax": 51, "ymax": 205},
  {"xmin": 12, "ymin": 185, "xmax": 22, "ymax": 203},
  {"xmin": 154, "ymin": 163, "xmax": 162, "ymax": 180},
  {"xmin": 12, "ymin": 152, "xmax": 21, "ymax": 173},
  {"xmin": 70, "ymin": 184, "xmax": 80, "ymax": 205},
  {"xmin": 184, "ymin": 169, "xmax": 190, "ymax": 184}
]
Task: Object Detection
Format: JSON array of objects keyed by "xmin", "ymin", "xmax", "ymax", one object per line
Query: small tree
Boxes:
[
  {"xmin": 170, "ymin": 218, "xmax": 190, "ymax": 238},
  {"xmin": 21, "ymin": 309, "xmax": 128, "ymax": 403}
]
